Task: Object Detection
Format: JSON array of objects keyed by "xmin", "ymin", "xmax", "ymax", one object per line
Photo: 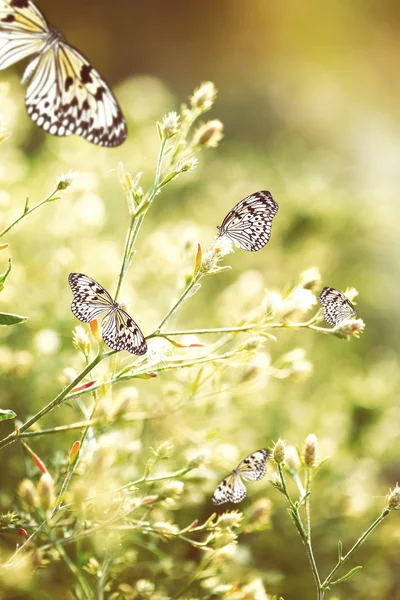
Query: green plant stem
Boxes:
[
  {"xmin": 277, "ymin": 464, "xmax": 322, "ymax": 600},
  {"xmin": 0, "ymin": 186, "xmax": 59, "ymax": 239},
  {"xmin": 321, "ymin": 508, "xmax": 390, "ymax": 591},
  {"xmin": 55, "ymin": 540, "xmax": 93, "ymax": 600},
  {"xmin": 151, "ymin": 272, "xmax": 202, "ymax": 335},
  {"xmin": 114, "ymin": 138, "xmax": 167, "ymax": 302},
  {"xmin": 305, "ymin": 468, "xmax": 312, "ymax": 538},
  {"xmin": 0, "ymin": 350, "xmax": 115, "ymax": 451}
]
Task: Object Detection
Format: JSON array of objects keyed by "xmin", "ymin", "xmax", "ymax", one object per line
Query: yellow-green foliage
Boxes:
[{"xmin": 0, "ymin": 77, "xmax": 399, "ymax": 600}]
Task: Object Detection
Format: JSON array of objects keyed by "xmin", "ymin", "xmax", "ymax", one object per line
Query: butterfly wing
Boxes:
[
  {"xmin": 101, "ymin": 307, "xmax": 147, "ymax": 355},
  {"xmin": 68, "ymin": 272, "xmax": 114, "ymax": 323},
  {"xmin": 0, "ymin": 0, "xmax": 49, "ymax": 70},
  {"xmin": 237, "ymin": 448, "xmax": 270, "ymax": 482},
  {"xmin": 319, "ymin": 287, "xmax": 356, "ymax": 326},
  {"xmin": 54, "ymin": 42, "xmax": 126, "ymax": 147},
  {"xmin": 218, "ymin": 191, "xmax": 278, "ymax": 252},
  {"xmin": 212, "ymin": 472, "xmax": 247, "ymax": 505}
]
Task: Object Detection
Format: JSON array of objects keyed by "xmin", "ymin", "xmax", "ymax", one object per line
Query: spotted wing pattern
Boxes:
[
  {"xmin": 319, "ymin": 287, "xmax": 356, "ymax": 326},
  {"xmin": 0, "ymin": 0, "xmax": 49, "ymax": 70},
  {"xmin": 217, "ymin": 191, "xmax": 278, "ymax": 251},
  {"xmin": 101, "ymin": 307, "xmax": 147, "ymax": 355},
  {"xmin": 212, "ymin": 448, "xmax": 270, "ymax": 505},
  {"xmin": 68, "ymin": 273, "xmax": 147, "ymax": 355},
  {"xmin": 0, "ymin": 0, "xmax": 127, "ymax": 146}
]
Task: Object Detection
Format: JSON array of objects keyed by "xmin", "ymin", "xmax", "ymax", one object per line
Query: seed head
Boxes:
[
  {"xmin": 190, "ymin": 81, "xmax": 217, "ymax": 112},
  {"xmin": 18, "ymin": 479, "xmax": 38, "ymax": 509},
  {"xmin": 56, "ymin": 171, "xmax": 76, "ymax": 191},
  {"xmin": 302, "ymin": 434, "xmax": 318, "ymax": 468},
  {"xmin": 272, "ymin": 439, "xmax": 286, "ymax": 464},
  {"xmin": 161, "ymin": 111, "xmax": 180, "ymax": 139},
  {"xmin": 216, "ymin": 510, "xmax": 243, "ymax": 530},
  {"xmin": 193, "ymin": 119, "xmax": 224, "ymax": 148},
  {"xmin": 37, "ymin": 472, "xmax": 55, "ymax": 511},
  {"xmin": 386, "ymin": 485, "xmax": 400, "ymax": 510},
  {"xmin": 335, "ymin": 318, "xmax": 365, "ymax": 340},
  {"xmin": 72, "ymin": 325, "xmax": 90, "ymax": 356}
]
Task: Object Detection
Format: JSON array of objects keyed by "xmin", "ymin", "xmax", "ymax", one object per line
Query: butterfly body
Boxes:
[
  {"xmin": 68, "ymin": 273, "xmax": 147, "ymax": 355},
  {"xmin": 212, "ymin": 448, "xmax": 270, "ymax": 505},
  {"xmin": 217, "ymin": 191, "xmax": 278, "ymax": 251},
  {"xmin": 319, "ymin": 287, "xmax": 356, "ymax": 326},
  {"xmin": 0, "ymin": 0, "xmax": 127, "ymax": 146}
]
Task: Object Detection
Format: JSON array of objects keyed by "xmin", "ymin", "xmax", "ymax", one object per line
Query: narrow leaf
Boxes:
[
  {"xmin": 156, "ymin": 121, "xmax": 163, "ymax": 141},
  {"xmin": 0, "ymin": 258, "xmax": 11, "ymax": 291},
  {"xmin": 0, "ymin": 409, "xmax": 16, "ymax": 421},
  {"xmin": 0, "ymin": 244, "xmax": 9, "ymax": 251},
  {"xmin": 23, "ymin": 196, "xmax": 30, "ymax": 214},
  {"xmin": 0, "ymin": 312, "xmax": 28, "ymax": 326},
  {"xmin": 163, "ymin": 336, "xmax": 205, "ymax": 349},
  {"xmin": 134, "ymin": 372, "xmax": 157, "ymax": 380},
  {"xmin": 337, "ymin": 540, "xmax": 343, "ymax": 561},
  {"xmin": 193, "ymin": 243, "xmax": 202, "ymax": 278},
  {"xmin": 331, "ymin": 566, "xmax": 362, "ymax": 586},
  {"xmin": 71, "ymin": 380, "xmax": 97, "ymax": 394},
  {"xmin": 69, "ymin": 441, "xmax": 81, "ymax": 465}
]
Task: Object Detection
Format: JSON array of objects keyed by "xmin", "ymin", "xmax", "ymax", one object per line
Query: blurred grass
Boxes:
[{"xmin": 1, "ymin": 3, "xmax": 400, "ymax": 595}]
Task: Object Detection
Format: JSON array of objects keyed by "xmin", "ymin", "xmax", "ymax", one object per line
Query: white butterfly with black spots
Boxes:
[
  {"xmin": 68, "ymin": 273, "xmax": 147, "ymax": 355},
  {"xmin": 0, "ymin": 0, "xmax": 127, "ymax": 146},
  {"xmin": 319, "ymin": 287, "xmax": 356, "ymax": 327},
  {"xmin": 217, "ymin": 191, "xmax": 278, "ymax": 251},
  {"xmin": 212, "ymin": 448, "xmax": 270, "ymax": 505}
]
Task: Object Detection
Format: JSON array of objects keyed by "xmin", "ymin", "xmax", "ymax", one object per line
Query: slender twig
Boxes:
[
  {"xmin": 0, "ymin": 186, "xmax": 60, "ymax": 239},
  {"xmin": 321, "ymin": 509, "xmax": 390, "ymax": 591}
]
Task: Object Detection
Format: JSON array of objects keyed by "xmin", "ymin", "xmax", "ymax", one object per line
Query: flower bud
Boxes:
[
  {"xmin": 187, "ymin": 451, "xmax": 208, "ymax": 469},
  {"xmin": 273, "ymin": 439, "xmax": 286, "ymax": 464},
  {"xmin": 335, "ymin": 318, "xmax": 365, "ymax": 340},
  {"xmin": 298, "ymin": 267, "xmax": 321, "ymax": 291},
  {"xmin": 160, "ymin": 111, "xmax": 180, "ymax": 139},
  {"xmin": 18, "ymin": 479, "xmax": 38, "ymax": 508},
  {"xmin": 152, "ymin": 441, "xmax": 173, "ymax": 459},
  {"xmin": 302, "ymin": 434, "xmax": 318, "ymax": 468},
  {"xmin": 193, "ymin": 119, "xmax": 224, "ymax": 148},
  {"xmin": 216, "ymin": 511, "xmax": 243, "ymax": 530},
  {"xmin": 386, "ymin": 486, "xmax": 400, "ymax": 510},
  {"xmin": 135, "ymin": 579, "xmax": 155, "ymax": 598},
  {"xmin": 89, "ymin": 319, "xmax": 102, "ymax": 344},
  {"xmin": 37, "ymin": 472, "xmax": 55, "ymax": 511},
  {"xmin": 72, "ymin": 325, "xmax": 90, "ymax": 356},
  {"xmin": 56, "ymin": 171, "xmax": 76, "ymax": 191},
  {"xmin": 190, "ymin": 81, "xmax": 217, "ymax": 112}
]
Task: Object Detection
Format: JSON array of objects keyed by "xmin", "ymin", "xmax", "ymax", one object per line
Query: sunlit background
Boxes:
[{"xmin": 1, "ymin": 1, "xmax": 400, "ymax": 598}]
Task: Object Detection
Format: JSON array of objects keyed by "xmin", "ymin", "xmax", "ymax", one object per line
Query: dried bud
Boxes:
[
  {"xmin": 298, "ymin": 267, "xmax": 321, "ymax": 291},
  {"xmin": 56, "ymin": 171, "xmax": 76, "ymax": 191},
  {"xmin": 285, "ymin": 446, "xmax": 301, "ymax": 473},
  {"xmin": 302, "ymin": 434, "xmax": 318, "ymax": 468},
  {"xmin": 151, "ymin": 441, "xmax": 173, "ymax": 459},
  {"xmin": 386, "ymin": 485, "xmax": 400, "ymax": 510},
  {"xmin": 190, "ymin": 81, "xmax": 217, "ymax": 112},
  {"xmin": 187, "ymin": 451, "xmax": 208, "ymax": 469},
  {"xmin": 273, "ymin": 439, "xmax": 286, "ymax": 464},
  {"xmin": 159, "ymin": 480, "xmax": 184, "ymax": 501},
  {"xmin": 200, "ymin": 239, "xmax": 233, "ymax": 275},
  {"xmin": 72, "ymin": 325, "xmax": 90, "ymax": 356},
  {"xmin": 18, "ymin": 479, "xmax": 38, "ymax": 509},
  {"xmin": 160, "ymin": 111, "xmax": 180, "ymax": 139},
  {"xmin": 216, "ymin": 511, "xmax": 243, "ymax": 530},
  {"xmin": 193, "ymin": 119, "xmax": 224, "ymax": 148},
  {"xmin": 212, "ymin": 529, "xmax": 238, "ymax": 549},
  {"xmin": 335, "ymin": 318, "xmax": 365, "ymax": 340},
  {"xmin": 134, "ymin": 579, "xmax": 155, "ymax": 598},
  {"xmin": 37, "ymin": 472, "xmax": 55, "ymax": 511},
  {"xmin": 179, "ymin": 157, "xmax": 198, "ymax": 173}
]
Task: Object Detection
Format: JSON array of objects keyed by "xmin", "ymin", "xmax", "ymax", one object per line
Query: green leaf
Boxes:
[
  {"xmin": 0, "ymin": 409, "xmax": 16, "ymax": 421},
  {"xmin": 337, "ymin": 540, "xmax": 343, "ymax": 561},
  {"xmin": 0, "ymin": 258, "xmax": 11, "ymax": 292},
  {"xmin": 0, "ymin": 312, "xmax": 28, "ymax": 326},
  {"xmin": 23, "ymin": 196, "xmax": 30, "ymax": 214},
  {"xmin": 193, "ymin": 243, "xmax": 202, "ymax": 278},
  {"xmin": 331, "ymin": 566, "xmax": 362, "ymax": 586}
]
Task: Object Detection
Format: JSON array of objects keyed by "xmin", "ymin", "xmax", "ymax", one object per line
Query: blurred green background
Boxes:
[{"xmin": 1, "ymin": 1, "xmax": 400, "ymax": 598}]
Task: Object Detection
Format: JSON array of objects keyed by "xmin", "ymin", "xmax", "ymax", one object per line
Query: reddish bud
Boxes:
[
  {"xmin": 17, "ymin": 528, "xmax": 28, "ymax": 537},
  {"xmin": 89, "ymin": 319, "xmax": 102, "ymax": 343},
  {"xmin": 141, "ymin": 495, "xmax": 159, "ymax": 505},
  {"xmin": 71, "ymin": 380, "xmax": 97, "ymax": 394},
  {"xmin": 69, "ymin": 441, "xmax": 81, "ymax": 465},
  {"xmin": 22, "ymin": 442, "xmax": 47, "ymax": 474}
]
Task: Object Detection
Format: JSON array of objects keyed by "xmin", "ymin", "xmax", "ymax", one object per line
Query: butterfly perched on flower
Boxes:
[
  {"xmin": 0, "ymin": 0, "xmax": 127, "ymax": 146},
  {"xmin": 319, "ymin": 287, "xmax": 356, "ymax": 327},
  {"xmin": 68, "ymin": 273, "xmax": 147, "ymax": 355},
  {"xmin": 212, "ymin": 448, "xmax": 270, "ymax": 505},
  {"xmin": 217, "ymin": 191, "xmax": 278, "ymax": 251}
]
